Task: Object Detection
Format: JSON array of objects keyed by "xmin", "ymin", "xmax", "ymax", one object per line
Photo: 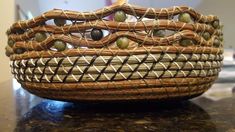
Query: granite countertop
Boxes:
[{"xmin": 0, "ymin": 79, "xmax": 235, "ymax": 132}]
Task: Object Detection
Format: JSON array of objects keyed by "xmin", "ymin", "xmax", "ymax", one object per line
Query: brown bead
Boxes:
[
  {"xmin": 202, "ymin": 32, "xmax": 211, "ymax": 41},
  {"xmin": 54, "ymin": 41, "xmax": 66, "ymax": 51},
  {"xmin": 8, "ymin": 39, "xmax": 15, "ymax": 47},
  {"xmin": 116, "ymin": 37, "xmax": 129, "ymax": 49},
  {"xmin": 213, "ymin": 39, "xmax": 221, "ymax": 47},
  {"xmin": 35, "ymin": 32, "xmax": 47, "ymax": 42},
  {"xmin": 180, "ymin": 39, "xmax": 193, "ymax": 46},
  {"xmin": 6, "ymin": 29, "xmax": 11, "ymax": 35},
  {"xmin": 5, "ymin": 51, "xmax": 11, "ymax": 57},
  {"xmin": 219, "ymin": 36, "xmax": 224, "ymax": 41},
  {"xmin": 178, "ymin": 13, "xmax": 192, "ymax": 23},
  {"xmin": 212, "ymin": 20, "xmax": 220, "ymax": 29},
  {"xmin": 114, "ymin": 11, "xmax": 127, "ymax": 22}
]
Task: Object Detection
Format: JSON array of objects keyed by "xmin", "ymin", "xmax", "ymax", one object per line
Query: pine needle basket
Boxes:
[{"xmin": 5, "ymin": 0, "xmax": 224, "ymax": 102}]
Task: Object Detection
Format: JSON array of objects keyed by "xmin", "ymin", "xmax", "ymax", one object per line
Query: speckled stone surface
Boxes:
[{"xmin": 0, "ymin": 80, "xmax": 235, "ymax": 132}]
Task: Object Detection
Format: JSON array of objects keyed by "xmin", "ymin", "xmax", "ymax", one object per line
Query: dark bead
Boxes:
[
  {"xmin": 153, "ymin": 30, "xmax": 165, "ymax": 37},
  {"xmin": 91, "ymin": 29, "xmax": 103, "ymax": 41},
  {"xmin": 15, "ymin": 48, "xmax": 25, "ymax": 54},
  {"xmin": 16, "ymin": 29, "xmax": 25, "ymax": 34},
  {"xmin": 54, "ymin": 19, "xmax": 66, "ymax": 26}
]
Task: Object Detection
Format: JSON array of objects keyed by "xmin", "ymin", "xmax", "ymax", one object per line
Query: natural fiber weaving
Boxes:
[{"xmin": 5, "ymin": 0, "xmax": 223, "ymax": 102}]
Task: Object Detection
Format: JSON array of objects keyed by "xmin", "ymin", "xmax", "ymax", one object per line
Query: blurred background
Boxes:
[{"xmin": 0, "ymin": 0, "xmax": 235, "ymax": 84}]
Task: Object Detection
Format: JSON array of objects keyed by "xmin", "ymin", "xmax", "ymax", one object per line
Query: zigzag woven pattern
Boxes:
[{"xmin": 5, "ymin": 0, "xmax": 223, "ymax": 102}]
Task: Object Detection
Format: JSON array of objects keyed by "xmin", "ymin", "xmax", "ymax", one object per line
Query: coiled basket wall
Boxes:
[{"xmin": 5, "ymin": 0, "xmax": 223, "ymax": 102}]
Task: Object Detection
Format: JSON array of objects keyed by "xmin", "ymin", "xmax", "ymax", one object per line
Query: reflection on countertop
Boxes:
[
  {"xmin": 0, "ymin": 79, "xmax": 235, "ymax": 131},
  {"xmin": 216, "ymin": 65, "xmax": 235, "ymax": 83}
]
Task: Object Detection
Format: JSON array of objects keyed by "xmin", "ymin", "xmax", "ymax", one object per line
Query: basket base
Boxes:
[{"xmin": 20, "ymin": 81, "xmax": 213, "ymax": 102}]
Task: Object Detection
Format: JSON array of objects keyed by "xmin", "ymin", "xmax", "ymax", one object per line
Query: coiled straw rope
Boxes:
[{"xmin": 5, "ymin": 0, "xmax": 223, "ymax": 102}]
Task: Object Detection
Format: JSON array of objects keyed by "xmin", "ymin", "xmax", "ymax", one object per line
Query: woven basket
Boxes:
[{"xmin": 5, "ymin": 0, "xmax": 223, "ymax": 102}]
